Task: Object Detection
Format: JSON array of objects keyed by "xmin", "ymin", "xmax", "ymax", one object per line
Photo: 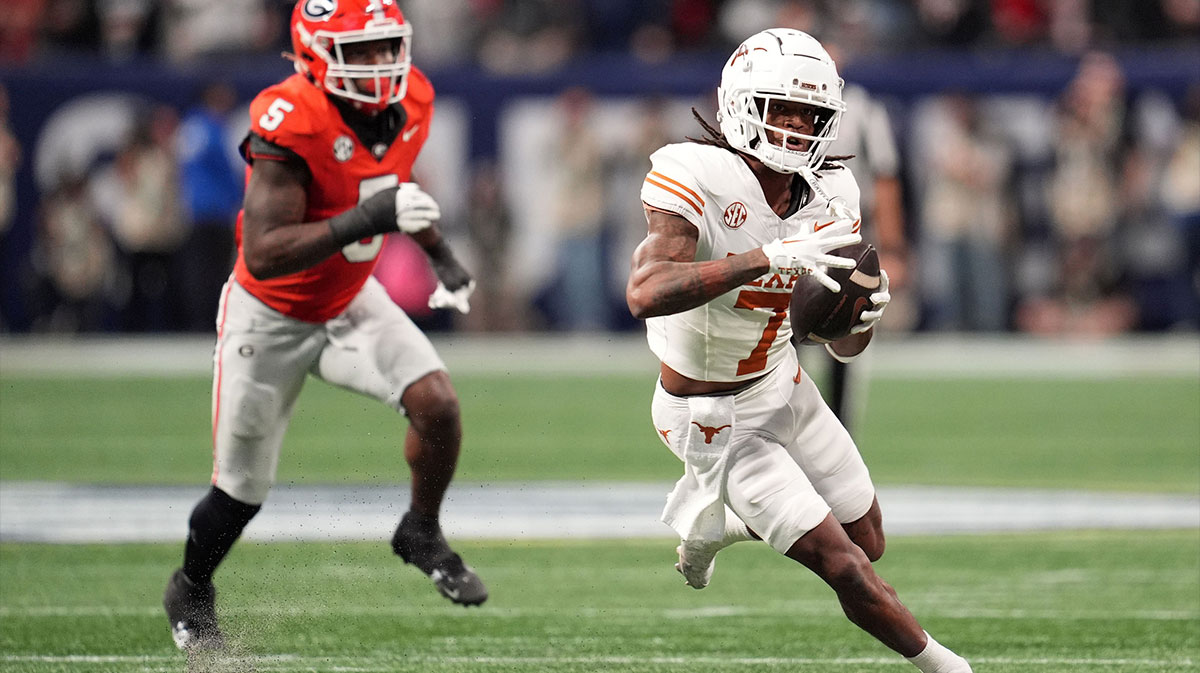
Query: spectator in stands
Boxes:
[
  {"xmin": 0, "ymin": 85, "xmax": 19, "ymax": 239},
  {"xmin": 0, "ymin": 0, "xmax": 44, "ymax": 63},
  {"xmin": 916, "ymin": 93, "xmax": 1014, "ymax": 332},
  {"xmin": 1019, "ymin": 52, "xmax": 1137, "ymax": 334},
  {"xmin": 914, "ymin": 0, "xmax": 990, "ymax": 46},
  {"xmin": 474, "ymin": 0, "xmax": 583, "ymax": 74},
  {"xmin": 107, "ymin": 103, "xmax": 188, "ymax": 331},
  {"xmin": 402, "ymin": 0, "xmax": 480, "ymax": 67},
  {"xmin": 30, "ymin": 172, "xmax": 118, "ymax": 332},
  {"xmin": 604, "ymin": 96, "xmax": 674, "ymax": 332},
  {"xmin": 543, "ymin": 86, "xmax": 610, "ymax": 330},
  {"xmin": 464, "ymin": 160, "xmax": 519, "ymax": 331},
  {"xmin": 96, "ymin": 0, "xmax": 159, "ymax": 61},
  {"xmin": 158, "ymin": 0, "xmax": 278, "ymax": 62},
  {"xmin": 37, "ymin": 0, "xmax": 103, "ymax": 57},
  {"xmin": 176, "ymin": 81, "xmax": 243, "ymax": 332},
  {"xmin": 1160, "ymin": 86, "xmax": 1200, "ymax": 326},
  {"xmin": 1119, "ymin": 88, "xmax": 1198, "ymax": 330}
]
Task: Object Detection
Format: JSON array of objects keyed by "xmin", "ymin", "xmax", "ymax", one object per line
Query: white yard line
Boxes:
[
  {"xmin": 0, "ymin": 482, "xmax": 1195, "ymax": 544},
  {"xmin": 1, "ymin": 654, "xmax": 1194, "ymax": 669}
]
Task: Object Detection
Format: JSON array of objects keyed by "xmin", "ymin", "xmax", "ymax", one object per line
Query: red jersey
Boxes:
[{"xmin": 233, "ymin": 69, "xmax": 434, "ymax": 322}]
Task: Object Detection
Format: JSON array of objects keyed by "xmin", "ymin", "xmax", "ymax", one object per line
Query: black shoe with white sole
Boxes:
[
  {"xmin": 163, "ymin": 568, "xmax": 224, "ymax": 651},
  {"xmin": 391, "ymin": 511, "xmax": 488, "ymax": 606}
]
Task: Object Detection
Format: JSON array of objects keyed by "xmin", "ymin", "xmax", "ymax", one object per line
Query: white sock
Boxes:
[
  {"xmin": 906, "ymin": 632, "xmax": 972, "ymax": 673},
  {"xmin": 722, "ymin": 509, "xmax": 755, "ymax": 546}
]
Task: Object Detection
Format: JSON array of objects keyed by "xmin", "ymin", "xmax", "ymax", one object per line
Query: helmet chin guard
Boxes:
[
  {"xmin": 717, "ymin": 29, "xmax": 846, "ymax": 173},
  {"xmin": 291, "ymin": 0, "xmax": 413, "ymax": 113}
]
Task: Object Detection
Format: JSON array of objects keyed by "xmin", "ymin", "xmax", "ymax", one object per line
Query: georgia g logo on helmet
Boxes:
[{"xmin": 302, "ymin": 0, "xmax": 337, "ymax": 21}]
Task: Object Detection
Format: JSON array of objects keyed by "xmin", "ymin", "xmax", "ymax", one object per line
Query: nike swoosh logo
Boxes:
[
  {"xmin": 442, "ymin": 586, "xmax": 461, "ymax": 600},
  {"xmin": 813, "ymin": 220, "xmax": 836, "ymax": 232},
  {"xmin": 402, "ymin": 124, "xmax": 420, "ymax": 142}
]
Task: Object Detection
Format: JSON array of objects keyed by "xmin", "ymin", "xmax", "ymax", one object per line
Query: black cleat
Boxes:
[
  {"xmin": 163, "ymin": 568, "xmax": 224, "ymax": 651},
  {"xmin": 391, "ymin": 511, "xmax": 488, "ymax": 606}
]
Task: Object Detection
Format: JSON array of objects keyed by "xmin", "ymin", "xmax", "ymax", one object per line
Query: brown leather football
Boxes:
[{"xmin": 789, "ymin": 242, "xmax": 880, "ymax": 344}]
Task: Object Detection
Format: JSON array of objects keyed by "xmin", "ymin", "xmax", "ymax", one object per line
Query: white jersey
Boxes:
[{"xmin": 640, "ymin": 142, "xmax": 861, "ymax": 383}]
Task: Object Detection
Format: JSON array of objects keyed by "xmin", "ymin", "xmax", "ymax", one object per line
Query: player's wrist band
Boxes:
[
  {"xmin": 329, "ymin": 187, "xmax": 399, "ymax": 247},
  {"xmin": 328, "ymin": 207, "xmax": 377, "ymax": 247}
]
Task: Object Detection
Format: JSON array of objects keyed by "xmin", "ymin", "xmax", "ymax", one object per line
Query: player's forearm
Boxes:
[
  {"xmin": 242, "ymin": 219, "xmax": 345, "ymax": 280},
  {"xmin": 627, "ymin": 252, "xmax": 767, "ymax": 319},
  {"xmin": 408, "ymin": 225, "xmax": 447, "ymax": 257},
  {"xmin": 413, "ymin": 227, "xmax": 473, "ymax": 290}
]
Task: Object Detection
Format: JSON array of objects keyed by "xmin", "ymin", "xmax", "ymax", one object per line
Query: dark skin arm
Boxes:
[
  {"xmin": 417, "ymin": 228, "xmax": 473, "ymax": 290},
  {"xmin": 625, "ymin": 208, "xmax": 770, "ymax": 320},
  {"xmin": 241, "ymin": 158, "xmax": 343, "ymax": 280},
  {"xmin": 241, "ymin": 158, "xmax": 469, "ymax": 287}
]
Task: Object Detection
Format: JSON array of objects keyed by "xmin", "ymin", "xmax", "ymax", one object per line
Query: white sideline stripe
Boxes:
[
  {"xmin": 0, "ymin": 334, "xmax": 1197, "ymax": 379},
  {"xmin": 1, "ymin": 482, "xmax": 1197, "ymax": 543},
  {"xmin": 1, "ymin": 654, "xmax": 1194, "ymax": 668},
  {"xmin": 2, "ymin": 604, "xmax": 1195, "ymax": 620}
]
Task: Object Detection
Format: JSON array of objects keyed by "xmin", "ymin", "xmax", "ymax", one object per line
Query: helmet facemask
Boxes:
[{"xmin": 730, "ymin": 91, "xmax": 843, "ymax": 174}]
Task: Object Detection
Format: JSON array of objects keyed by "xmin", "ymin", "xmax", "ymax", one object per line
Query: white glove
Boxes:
[
  {"xmin": 395, "ymin": 182, "xmax": 441, "ymax": 234},
  {"xmin": 761, "ymin": 218, "xmax": 862, "ymax": 292},
  {"xmin": 825, "ymin": 195, "xmax": 858, "ymax": 222},
  {"xmin": 850, "ymin": 269, "xmax": 890, "ymax": 334},
  {"xmin": 428, "ymin": 279, "xmax": 475, "ymax": 314}
]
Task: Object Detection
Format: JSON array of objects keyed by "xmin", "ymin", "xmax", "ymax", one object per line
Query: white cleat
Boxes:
[{"xmin": 675, "ymin": 540, "xmax": 724, "ymax": 589}]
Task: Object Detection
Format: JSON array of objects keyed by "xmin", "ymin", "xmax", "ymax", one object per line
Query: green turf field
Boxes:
[
  {"xmin": 0, "ymin": 531, "xmax": 1196, "ymax": 672},
  {"xmin": 1, "ymin": 374, "xmax": 1197, "ymax": 492},
  {"xmin": 1, "ymin": 367, "xmax": 1198, "ymax": 671}
]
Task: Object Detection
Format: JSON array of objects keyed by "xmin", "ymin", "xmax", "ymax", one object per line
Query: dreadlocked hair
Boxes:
[
  {"xmin": 686, "ymin": 108, "xmax": 737, "ymax": 151},
  {"xmin": 686, "ymin": 107, "xmax": 855, "ymax": 170}
]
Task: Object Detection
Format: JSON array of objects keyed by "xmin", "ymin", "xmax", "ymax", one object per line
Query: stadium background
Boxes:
[{"xmin": 0, "ymin": 0, "xmax": 1198, "ymax": 335}]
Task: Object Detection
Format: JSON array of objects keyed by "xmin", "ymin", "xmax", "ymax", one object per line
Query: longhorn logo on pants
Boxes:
[{"xmin": 691, "ymin": 422, "xmax": 731, "ymax": 444}]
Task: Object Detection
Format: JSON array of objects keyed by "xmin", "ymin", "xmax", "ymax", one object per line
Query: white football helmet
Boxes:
[{"xmin": 717, "ymin": 29, "xmax": 846, "ymax": 173}]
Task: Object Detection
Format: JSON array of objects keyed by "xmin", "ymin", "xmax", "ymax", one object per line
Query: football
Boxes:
[{"xmin": 789, "ymin": 242, "xmax": 880, "ymax": 344}]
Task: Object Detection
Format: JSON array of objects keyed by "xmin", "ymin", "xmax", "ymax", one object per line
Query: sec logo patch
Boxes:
[
  {"xmin": 723, "ymin": 202, "xmax": 748, "ymax": 229},
  {"xmin": 333, "ymin": 135, "xmax": 354, "ymax": 162}
]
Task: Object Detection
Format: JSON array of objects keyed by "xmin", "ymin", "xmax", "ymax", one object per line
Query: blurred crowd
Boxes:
[
  {"xmin": 3, "ymin": 0, "xmax": 1198, "ymax": 67},
  {"xmin": 1, "ymin": 1, "xmax": 1197, "ymax": 335}
]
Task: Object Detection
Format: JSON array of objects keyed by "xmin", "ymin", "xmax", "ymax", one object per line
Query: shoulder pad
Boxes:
[
  {"xmin": 248, "ymin": 75, "xmax": 327, "ymax": 147},
  {"xmin": 643, "ymin": 143, "xmax": 713, "ymax": 224},
  {"xmin": 406, "ymin": 66, "xmax": 435, "ymax": 107}
]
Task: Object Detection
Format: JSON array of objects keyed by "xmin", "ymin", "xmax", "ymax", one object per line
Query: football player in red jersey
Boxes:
[{"xmin": 163, "ymin": 0, "xmax": 485, "ymax": 651}]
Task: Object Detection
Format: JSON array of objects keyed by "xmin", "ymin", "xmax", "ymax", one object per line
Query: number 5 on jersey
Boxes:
[{"xmin": 259, "ymin": 98, "xmax": 295, "ymax": 131}]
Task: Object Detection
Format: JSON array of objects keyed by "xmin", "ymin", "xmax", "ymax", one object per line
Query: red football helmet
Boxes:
[{"xmin": 290, "ymin": 0, "xmax": 412, "ymax": 113}]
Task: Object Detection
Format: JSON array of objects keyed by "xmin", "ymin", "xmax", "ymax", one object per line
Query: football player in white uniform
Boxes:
[{"xmin": 626, "ymin": 29, "xmax": 972, "ymax": 673}]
